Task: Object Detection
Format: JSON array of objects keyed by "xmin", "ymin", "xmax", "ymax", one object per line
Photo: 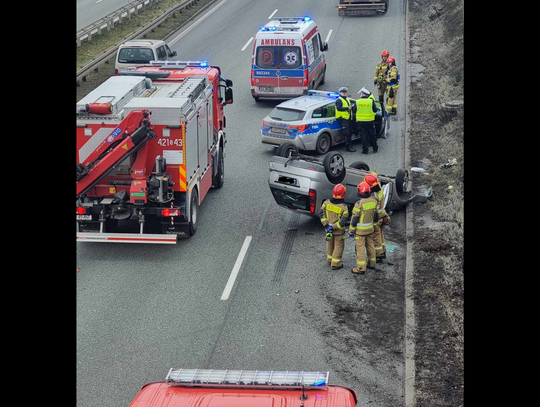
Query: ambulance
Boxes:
[{"xmin": 251, "ymin": 17, "xmax": 328, "ymax": 102}]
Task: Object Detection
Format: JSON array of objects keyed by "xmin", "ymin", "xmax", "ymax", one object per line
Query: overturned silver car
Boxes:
[{"xmin": 268, "ymin": 142, "xmax": 429, "ymax": 217}]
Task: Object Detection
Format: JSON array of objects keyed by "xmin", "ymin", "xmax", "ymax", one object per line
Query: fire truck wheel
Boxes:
[
  {"xmin": 189, "ymin": 189, "xmax": 199, "ymax": 236},
  {"xmin": 212, "ymin": 148, "xmax": 224, "ymax": 188}
]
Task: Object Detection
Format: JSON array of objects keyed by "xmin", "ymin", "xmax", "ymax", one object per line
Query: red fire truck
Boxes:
[
  {"xmin": 127, "ymin": 369, "xmax": 358, "ymax": 406},
  {"xmin": 76, "ymin": 61, "xmax": 233, "ymax": 244}
]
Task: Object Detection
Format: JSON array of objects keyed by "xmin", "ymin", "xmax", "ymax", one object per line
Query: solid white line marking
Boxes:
[
  {"xmin": 168, "ymin": 0, "xmax": 230, "ymax": 46},
  {"xmin": 221, "ymin": 236, "xmax": 252, "ymax": 300},
  {"xmin": 268, "ymin": 9, "xmax": 278, "ymax": 19},
  {"xmin": 241, "ymin": 37, "xmax": 254, "ymax": 51},
  {"xmin": 325, "ymin": 29, "xmax": 333, "ymax": 43}
]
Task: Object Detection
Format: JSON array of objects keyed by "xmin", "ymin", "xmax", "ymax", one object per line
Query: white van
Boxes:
[
  {"xmin": 251, "ymin": 16, "xmax": 328, "ymax": 102},
  {"xmin": 115, "ymin": 39, "xmax": 177, "ymax": 74}
]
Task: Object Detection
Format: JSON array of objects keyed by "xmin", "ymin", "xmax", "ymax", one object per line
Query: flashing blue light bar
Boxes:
[
  {"xmin": 303, "ymin": 16, "xmax": 311, "ymax": 21},
  {"xmin": 149, "ymin": 60, "xmax": 209, "ymax": 68},
  {"xmin": 307, "ymin": 90, "xmax": 340, "ymax": 98},
  {"xmin": 312, "ymin": 379, "xmax": 327, "ymax": 386}
]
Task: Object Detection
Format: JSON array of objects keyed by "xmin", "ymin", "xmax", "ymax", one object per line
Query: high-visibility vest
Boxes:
[
  {"xmin": 355, "ymin": 98, "xmax": 376, "ymax": 122},
  {"xmin": 335, "ymin": 97, "xmax": 351, "ymax": 120}
]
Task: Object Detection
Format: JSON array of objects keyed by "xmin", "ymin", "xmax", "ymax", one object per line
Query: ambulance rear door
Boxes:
[{"xmin": 253, "ymin": 35, "xmax": 304, "ymax": 96}]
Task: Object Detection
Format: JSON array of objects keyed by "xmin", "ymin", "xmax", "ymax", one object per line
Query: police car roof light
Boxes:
[
  {"xmin": 307, "ymin": 90, "xmax": 339, "ymax": 98},
  {"xmin": 165, "ymin": 369, "xmax": 329, "ymax": 389}
]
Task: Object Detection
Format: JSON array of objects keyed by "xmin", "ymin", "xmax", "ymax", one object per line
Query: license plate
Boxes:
[
  {"xmin": 77, "ymin": 215, "xmax": 92, "ymax": 220},
  {"xmin": 259, "ymin": 86, "xmax": 274, "ymax": 92},
  {"xmin": 271, "ymin": 127, "xmax": 287, "ymax": 134}
]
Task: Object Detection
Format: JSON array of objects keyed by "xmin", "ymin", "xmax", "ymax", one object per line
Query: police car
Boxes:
[{"xmin": 261, "ymin": 90, "xmax": 388, "ymax": 155}]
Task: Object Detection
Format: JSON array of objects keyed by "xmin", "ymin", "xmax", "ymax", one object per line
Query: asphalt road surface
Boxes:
[{"xmin": 76, "ymin": 0, "xmax": 408, "ymax": 406}]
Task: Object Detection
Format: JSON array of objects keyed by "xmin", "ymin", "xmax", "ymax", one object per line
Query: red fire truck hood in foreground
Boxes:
[
  {"xmin": 127, "ymin": 369, "xmax": 357, "ymax": 406},
  {"xmin": 128, "ymin": 382, "xmax": 357, "ymax": 407}
]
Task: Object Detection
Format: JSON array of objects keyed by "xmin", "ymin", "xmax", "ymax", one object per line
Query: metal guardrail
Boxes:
[
  {"xmin": 76, "ymin": 0, "xmax": 208, "ymax": 85},
  {"xmin": 76, "ymin": 0, "xmax": 162, "ymax": 46}
]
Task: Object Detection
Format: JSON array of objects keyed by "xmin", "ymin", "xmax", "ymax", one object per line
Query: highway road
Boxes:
[{"xmin": 76, "ymin": 0, "xmax": 408, "ymax": 406}]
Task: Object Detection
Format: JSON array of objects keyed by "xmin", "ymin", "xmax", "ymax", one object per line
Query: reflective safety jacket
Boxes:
[
  {"xmin": 319, "ymin": 198, "xmax": 349, "ymax": 235},
  {"xmin": 374, "ymin": 60, "xmax": 389, "ymax": 83},
  {"xmin": 386, "ymin": 66, "xmax": 399, "ymax": 89},
  {"xmin": 349, "ymin": 196, "xmax": 378, "ymax": 236},
  {"xmin": 374, "ymin": 188, "xmax": 388, "ymax": 222},
  {"xmin": 355, "ymin": 97, "xmax": 377, "ymax": 122},
  {"xmin": 335, "ymin": 97, "xmax": 352, "ymax": 120}
]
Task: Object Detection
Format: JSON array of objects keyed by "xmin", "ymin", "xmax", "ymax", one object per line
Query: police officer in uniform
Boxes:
[
  {"xmin": 364, "ymin": 172, "xmax": 389, "ymax": 262},
  {"xmin": 348, "ymin": 181, "xmax": 378, "ymax": 274},
  {"xmin": 319, "ymin": 184, "xmax": 350, "ymax": 270},
  {"xmin": 385, "ymin": 56, "xmax": 399, "ymax": 115},
  {"xmin": 335, "ymin": 87, "xmax": 356, "ymax": 152},
  {"xmin": 355, "ymin": 87, "xmax": 378, "ymax": 154},
  {"xmin": 374, "ymin": 49, "xmax": 390, "ymax": 104}
]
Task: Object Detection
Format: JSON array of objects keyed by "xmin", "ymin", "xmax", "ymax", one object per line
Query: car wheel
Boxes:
[
  {"xmin": 323, "ymin": 151, "xmax": 346, "ymax": 184},
  {"xmin": 276, "ymin": 142, "xmax": 299, "ymax": 158},
  {"xmin": 380, "ymin": 116, "xmax": 388, "ymax": 139},
  {"xmin": 316, "ymin": 133, "xmax": 331, "ymax": 155},
  {"xmin": 349, "ymin": 161, "xmax": 370, "ymax": 171},
  {"xmin": 395, "ymin": 168, "xmax": 409, "ymax": 194}
]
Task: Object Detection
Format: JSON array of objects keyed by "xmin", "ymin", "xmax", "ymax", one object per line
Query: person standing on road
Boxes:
[
  {"xmin": 319, "ymin": 184, "xmax": 350, "ymax": 270},
  {"xmin": 348, "ymin": 181, "xmax": 378, "ymax": 274},
  {"xmin": 385, "ymin": 56, "xmax": 399, "ymax": 115},
  {"xmin": 374, "ymin": 49, "xmax": 390, "ymax": 104},
  {"xmin": 364, "ymin": 172, "xmax": 389, "ymax": 262},
  {"xmin": 335, "ymin": 87, "xmax": 356, "ymax": 152},
  {"xmin": 355, "ymin": 87, "xmax": 378, "ymax": 154}
]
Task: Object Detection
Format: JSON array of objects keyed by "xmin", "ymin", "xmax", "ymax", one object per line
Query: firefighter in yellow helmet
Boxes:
[
  {"xmin": 364, "ymin": 172, "xmax": 390, "ymax": 262},
  {"xmin": 348, "ymin": 181, "xmax": 378, "ymax": 274},
  {"xmin": 319, "ymin": 184, "xmax": 350, "ymax": 270},
  {"xmin": 385, "ymin": 56, "xmax": 399, "ymax": 115},
  {"xmin": 374, "ymin": 49, "xmax": 390, "ymax": 104}
]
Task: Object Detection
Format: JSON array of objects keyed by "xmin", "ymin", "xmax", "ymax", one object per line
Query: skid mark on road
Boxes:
[{"xmin": 272, "ymin": 212, "xmax": 300, "ymax": 286}]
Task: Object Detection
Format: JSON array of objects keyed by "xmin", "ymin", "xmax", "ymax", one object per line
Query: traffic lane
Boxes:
[{"xmin": 76, "ymin": 237, "xmax": 239, "ymax": 406}]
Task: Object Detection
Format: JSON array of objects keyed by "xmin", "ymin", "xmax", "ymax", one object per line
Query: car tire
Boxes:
[
  {"xmin": 323, "ymin": 151, "xmax": 346, "ymax": 184},
  {"xmin": 276, "ymin": 142, "xmax": 299, "ymax": 158},
  {"xmin": 316, "ymin": 133, "xmax": 331, "ymax": 155},
  {"xmin": 395, "ymin": 168, "xmax": 409, "ymax": 194},
  {"xmin": 349, "ymin": 161, "xmax": 370, "ymax": 171}
]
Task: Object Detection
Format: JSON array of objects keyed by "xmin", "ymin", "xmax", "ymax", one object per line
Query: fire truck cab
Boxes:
[
  {"xmin": 76, "ymin": 61, "xmax": 233, "ymax": 244},
  {"xmin": 251, "ymin": 17, "xmax": 328, "ymax": 102},
  {"xmin": 127, "ymin": 369, "xmax": 358, "ymax": 406}
]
